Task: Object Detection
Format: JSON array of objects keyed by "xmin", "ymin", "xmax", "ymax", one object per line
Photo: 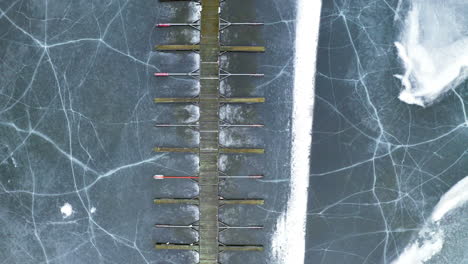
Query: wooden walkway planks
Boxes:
[
  {"xmin": 154, "ymin": 147, "xmax": 265, "ymax": 154},
  {"xmin": 155, "ymin": 44, "xmax": 265, "ymax": 52},
  {"xmin": 198, "ymin": 0, "xmax": 221, "ymax": 262},
  {"xmin": 153, "ymin": 0, "xmax": 265, "ymax": 262},
  {"xmin": 154, "ymin": 97, "xmax": 265, "ymax": 103}
]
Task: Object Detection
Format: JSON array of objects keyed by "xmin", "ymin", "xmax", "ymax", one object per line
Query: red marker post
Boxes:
[
  {"xmin": 154, "ymin": 73, "xmax": 169, "ymax": 77},
  {"xmin": 153, "ymin": 175, "xmax": 199, "ymax": 180},
  {"xmin": 154, "ymin": 175, "xmax": 263, "ymax": 180}
]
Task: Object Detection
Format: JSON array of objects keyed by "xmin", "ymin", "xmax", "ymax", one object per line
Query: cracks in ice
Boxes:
[
  {"xmin": 309, "ymin": 1, "xmax": 468, "ymax": 263},
  {"xmin": 0, "ymin": 1, "xmax": 165, "ymax": 262}
]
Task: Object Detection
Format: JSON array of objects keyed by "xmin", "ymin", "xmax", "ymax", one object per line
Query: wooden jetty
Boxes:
[{"xmin": 153, "ymin": 0, "xmax": 265, "ymax": 263}]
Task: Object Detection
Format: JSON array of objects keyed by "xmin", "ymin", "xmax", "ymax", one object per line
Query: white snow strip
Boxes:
[
  {"xmin": 271, "ymin": 0, "xmax": 322, "ymax": 263},
  {"xmin": 60, "ymin": 202, "xmax": 73, "ymax": 219},
  {"xmin": 391, "ymin": 228, "xmax": 444, "ymax": 264},
  {"xmin": 396, "ymin": 0, "xmax": 468, "ymax": 106},
  {"xmin": 186, "ymin": 3, "xmax": 201, "ymax": 44},
  {"xmin": 431, "ymin": 175, "xmax": 468, "ymax": 222},
  {"xmin": 392, "ymin": 175, "xmax": 468, "ymax": 264}
]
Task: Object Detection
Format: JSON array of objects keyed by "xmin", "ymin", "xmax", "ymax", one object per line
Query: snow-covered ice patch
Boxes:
[
  {"xmin": 183, "ymin": 105, "xmax": 199, "ymax": 123},
  {"xmin": 220, "ymin": 129, "xmax": 256, "ymax": 147},
  {"xmin": 392, "ymin": 175, "xmax": 468, "ymax": 263},
  {"xmin": 220, "ymin": 105, "xmax": 245, "ymax": 123},
  {"xmin": 271, "ymin": 0, "xmax": 321, "ymax": 263},
  {"xmin": 431, "ymin": 176, "xmax": 468, "ymax": 222},
  {"xmin": 218, "ymin": 155, "xmax": 228, "ymax": 171},
  {"xmin": 392, "ymin": 227, "xmax": 444, "ymax": 264},
  {"xmin": 396, "ymin": 0, "xmax": 468, "ymax": 107},
  {"xmin": 60, "ymin": 203, "xmax": 74, "ymax": 219}
]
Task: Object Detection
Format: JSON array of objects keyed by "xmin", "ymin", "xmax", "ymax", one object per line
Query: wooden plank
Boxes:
[
  {"xmin": 156, "ymin": 45, "xmax": 265, "ymax": 53},
  {"xmin": 220, "ymin": 97, "xmax": 265, "ymax": 103},
  {"xmin": 198, "ymin": 0, "xmax": 221, "ymax": 262},
  {"xmin": 154, "ymin": 98, "xmax": 198, "ymax": 103},
  {"xmin": 220, "ymin": 245, "xmax": 264, "ymax": 251},
  {"xmin": 155, "ymin": 44, "xmax": 200, "ymax": 51},
  {"xmin": 155, "ymin": 244, "xmax": 199, "ymax": 250},
  {"xmin": 220, "ymin": 46, "xmax": 265, "ymax": 52},
  {"xmin": 154, "ymin": 198, "xmax": 199, "ymax": 205},
  {"xmin": 154, "ymin": 97, "xmax": 264, "ymax": 103},
  {"xmin": 153, "ymin": 147, "xmax": 198, "ymax": 153},
  {"xmin": 160, "ymin": 0, "xmax": 193, "ymax": 1},
  {"xmin": 199, "ymin": 261, "xmax": 218, "ymax": 264},
  {"xmin": 220, "ymin": 199, "xmax": 264, "ymax": 205},
  {"xmin": 220, "ymin": 148, "xmax": 265, "ymax": 154}
]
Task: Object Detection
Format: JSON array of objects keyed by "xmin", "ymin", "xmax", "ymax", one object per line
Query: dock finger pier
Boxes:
[{"xmin": 152, "ymin": 0, "xmax": 266, "ymax": 263}]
